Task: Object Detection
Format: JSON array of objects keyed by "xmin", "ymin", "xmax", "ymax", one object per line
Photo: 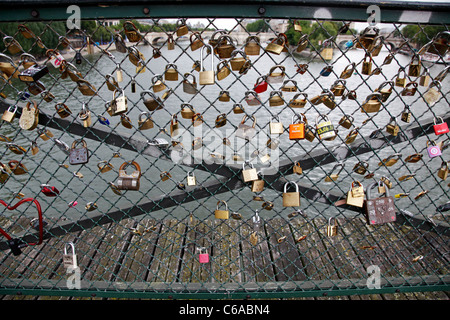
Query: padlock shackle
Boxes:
[
  {"xmin": 200, "ymin": 44, "xmax": 214, "ymax": 71},
  {"xmin": 119, "ymin": 161, "xmax": 141, "ymax": 176},
  {"xmin": 283, "ymin": 181, "xmax": 299, "ymax": 193},
  {"xmin": 366, "ymin": 181, "xmax": 390, "ymax": 200},
  {"xmin": 216, "ymin": 200, "xmax": 228, "ymax": 210},
  {"xmin": 64, "ymin": 242, "xmax": 76, "ymax": 256}
]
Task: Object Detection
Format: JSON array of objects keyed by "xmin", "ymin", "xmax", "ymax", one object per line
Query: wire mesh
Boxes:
[{"xmin": 0, "ymin": 12, "xmax": 448, "ymax": 298}]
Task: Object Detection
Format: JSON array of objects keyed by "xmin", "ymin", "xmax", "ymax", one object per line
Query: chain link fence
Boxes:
[{"xmin": 0, "ymin": 0, "xmax": 448, "ymax": 298}]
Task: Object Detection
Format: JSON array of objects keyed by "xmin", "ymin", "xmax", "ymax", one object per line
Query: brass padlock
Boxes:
[
  {"xmin": 164, "ymin": 63, "xmax": 178, "ymax": 81},
  {"xmin": 361, "ymin": 92, "xmax": 382, "ymax": 113},
  {"xmin": 105, "ymin": 74, "xmax": 119, "ymax": 91},
  {"xmin": 181, "ymin": 103, "xmax": 196, "ymax": 119},
  {"xmin": 289, "ymin": 92, "xmax": 307, "ymax": 108},
  {"xmin": 370, "ymin": 35, "xmax": 384, "ymax": 56},
  {"xmin": 408, "ymin": 54, "xmax": 421, "ymax": 77},
  {"xmin": 138, "ymin": 112, "xmax": 153, "ymax": 130},
  {"xmin": 233, "ymin": 103, "xmax": 245, "ymax": 114},
  {"xmin": 251, "ymin": 179, "xmax": 265, "ymax": 193},
  {"xmin": 281, "ymin": 79, "xmax": 298, "ymax": 92},
  {"xmin": 395, "ymin": 67, "xmax": 407, "ymax": 87},
  {"xmin": 419, "ymin": 68, "xmax": 431, "ymax": 87},
  {"xmin": 361, "ymin": 53, "xmax": 373, "ymax": 75},
  {"xmin": 339, "ymin": 62, "xmax": 356, "ymax": 79},
  {"xmin": 0, "ymin": 162, "xmax": 11, "ymax": 184},
  {"xmin": 8, "ymin": 160, "xmax": 28, "ymax": 175},
  {"xmin": 3, "ymin": 36, "xmax": 23, "ymax": 55},
  {"xmin": 69, "ymin": 139, "xmax": 89, "ymax": 165},
  {"xmin": 386, "ymin": 117, "xmax": 399, "ymax": 136},
  {"xmin": 2, "ymin": 104, "xmax": 17, "ymax": 122},
  {"xmin": 38, "ymin": 128, "xmax": 54, "ymax": 141},
  {"xmin": 266, "ymin": 34, "xmax": 286, "ymax": 55},
  {"xmin": 123, "ymin": 21, "xmax": 143, "ymax": 42},
  {"xmin": 375, "ymin": 81, "xmax": 394, "ymax": 102},
  {"xmin": 269, "ymin": 90, "xmax": 284, "ymax": 107},
  {"xmin": 192, "ymin": 113, "xmax": 203, "ymax": 127},
  {"xmin": 170, "ymin": 114, "xmax": 179, "ymax": 137},
  {"xmin": 380, "ymin": 176, "xmax": 393, "ymax": 189},
  {"xmin": 345, "ymin": 127, "xmax": 359, "ymax": 144},
  {"xmin": 78, "ymin": 104, "xmax": 91, "ymax": 127},
  {"xmin": 97, "ymin": 161, "xmax": 114, "ymax": 173},
  {"xmin": 76, "ymin": 79, "xmax": 96, "ymax": 96},
  {"xmin": 401, "ymin": 107, "xmax": 412, "ymax": 123},
  {"xmin": 229, "ymin": 50, "xmax": 247, "ymax": 71},
  {"xmin": 339, "ymin": 114, "xmax": 354, "ymax": 129},
  {"xmin": 141, "ymin": 91, "xmax": 163, "ymax": 111},
  {"xmin": 304, "ymin": 125, "xmax": 316, "ymax": 142},
  {"xmin": 215, "ymin": 113, "xmax": 227, "ymax": 128},
  {"xmin": 270, "ymin": 116, "xmax": 284, "ymax": 134},
  {"xmin": 378, "ymin": 153, "xmax": 402, "ymax": 167},
  {"xmin": 401, "ymin": 82, "xmax": 418, "ymax": 96},
  {"xmin": 216, "ymin": 60, "xmax": 231, "ymax": 81},
  {"xmin": 199, "ymin": 45, "xmax": 214, "ymax": 85},
  {"xmin": 356, "ymin": 26, "xmax": 379, "ymax": 50},
  {"xmin": 55, "ymin": 103, "xmax": 72, "ymax": 118},
  {"xmin": 218, "ymin": 90, "xmax": 231, "ymax": 102},
  {"xmin": 214, "ymin": 200, "xmax": 229, "ymax": 219},
  {"xmin": 167, "ymin": 34, "xmax": 175, "ymax": 50},
  {"xmin": 353, "ymin": 161, "xmax": 369, "ymax": 175},
  {"xmin": 266, "ymin": 137, "xmax": 280, "ymax": 150},
  {"xmin": 438, "ymin": 161, "xmax": 449, "ymax": 180},
  {"xmin": 242, "ymin": 161, "xmax": 258, "ymax": 183},
  {"xmin": 110, "ymin": 89, "xmax": 128, "ymax": 116},
  {"xmin": 216, "ymin": 35, "xmax": 236, "ymax": 59},
  {"xmin": 283, "ymin": 181, "xmax": 301, "ymax": 207},
  {"xmin": 244, "ymin": 36, "xmax": 260, "ymax": 56},
  {"xmin": 330, "ymin": 79, "xmax": 346, "ymax": 97},
  {"xmin": 151, "ymin": 74, "xmax": 166, "ymax": 93},
  {"xmin": 117, "ymin": 161, "xmax": 141, "ymax": 191},
  {"xmin": 423, "ymin": 81, "xmax": 441, "ymax": 106},
  {"xmin": 326, "ymin": 218, "xmax": 337, "ymax": 237},
  {"xmin": 325, "ymin": 162, "xmax": 344, "ymax": 182},
  {"xmin": 293, "ymin": 161, "xmax": 303, "ymax": 175},
  {"xmin": 176, "ymin": 18, "xmax": 189, "ymax": 36},
  {"xmin": 295, "ymin": 34, "xmax": 308, "ymax": 53},
  {"xmin": 346, "ymin": 181, "xmax": 364, "ymax": 207},
  {"xmin": 189, "ymin": 32, "xmax": 204, "ymax": 51},
  {"xmin": 19, "ymin": 100, "xmax": 39, "ymax": 131}
]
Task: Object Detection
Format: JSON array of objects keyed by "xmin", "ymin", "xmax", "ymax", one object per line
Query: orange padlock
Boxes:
[{"xmin": 289, "ymin": 113, "xmax": 306, "ymax": 140}]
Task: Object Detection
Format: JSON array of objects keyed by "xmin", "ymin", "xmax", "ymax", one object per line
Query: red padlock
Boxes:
[
  {"xmin": 41, "ymin": 184, "xmax": 60, "ymax": 197},
  {"xmin": 433, "ymin": 117, "xmax": 449, "ymax": 135},
  {"xmin": 253, "ymin": 75, "xmax": 268, "ymax": 93}
]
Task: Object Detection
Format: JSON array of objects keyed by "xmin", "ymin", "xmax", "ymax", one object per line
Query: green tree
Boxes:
[{"xmin": 246, "ymin": 20, "xmax": 269, "ymax": 33}]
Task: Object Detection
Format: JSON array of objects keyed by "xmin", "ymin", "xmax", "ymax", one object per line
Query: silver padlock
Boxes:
[
  {"xmin": 63, "ymin": 242, "xmax": 78, "ymax": 269},
  {"xmin": 69, "ymin": 139, "xmax": 89, "ymax": 165}
]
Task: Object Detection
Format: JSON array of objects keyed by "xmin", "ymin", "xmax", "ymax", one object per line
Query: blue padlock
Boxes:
[
  {"xmin": 98, "ymin": 116, "xmax": 110, "ymax": 125},
  {"xmin": 320, "ymin": 65, "xmax": 333, "ymax": 77}
]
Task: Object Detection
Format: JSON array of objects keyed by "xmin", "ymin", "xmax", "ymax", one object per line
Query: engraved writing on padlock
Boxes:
[
  {"xmin": 433, "ymin": 116, "xmax": 449, "ymax": 135},
  {"xmin": 117, "ymin": 161, "xmax": 141, "ymax": 191},
  {"xmin": 69, "ymin": 139, "xmax": 89, "ymax": 165},
  {"xmin": 365, "ymin": 181, "xmax": 396, "ymax": 225}
]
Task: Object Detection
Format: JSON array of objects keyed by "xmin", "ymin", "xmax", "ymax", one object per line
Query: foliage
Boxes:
[
  {"xmin": 401, "ymin": 24, "xmax": 447, "ymax": 47},
  {"xmin": 246, "ymin": 19, "xmax": 269, "ymax": 33}
]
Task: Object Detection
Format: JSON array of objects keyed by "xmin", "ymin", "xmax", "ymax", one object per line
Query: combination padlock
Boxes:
[{"xmin": 116, "ymin": 161, "xmax": 141, "ymax": 191}]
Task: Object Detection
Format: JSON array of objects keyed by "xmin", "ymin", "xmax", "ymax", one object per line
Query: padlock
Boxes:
[
  {"xmin": 251, "ymin": 179, "xmax": 265, "ymax": 193},
  {"xmin": 356, "ymin": 26, "xmax": 379, "ymax": 50},
  {"xmin": 18, "ymin": 64, "xmax": 48, "ymax": 83},
  {"xmin": 176, "ymin": 18, "xmax": 189, "ymax": 36},
  {"xmin": 19, "ymin": 100, "xmax": 39, "ymax": 131},
  {"xmin": 370, "ymin": 35, "xmax": 384, "ymax": 56},
  {"xmin": 408, "ymin": 54, "xmax": 421, "ymax": 77},
  {"xmin": 438, "ymin": 161, "xmax": 449, "ymax": 180},
  {"xmin": 270, "ymin": 116, "xmax": 284, "ymax": 134},
  {"xmin": 242, "ymin": 161, "xmax": 258, "ymax": 183},
  {"xmin": 76, "ymin": 79, "xmax": 96, "ymax": 96},
  {"xmin": 378, "ymin": 153, "xmax": 402, "ymax": 167},
  {"xmin": 253, "ymin": 75, "xmax": 268, "ymax": 93},
  {"xmin": 2, "ymin": 104, "xmax": 17, "ymax": 122},
  {"xmin": 375, "ymin": 81, "xmax": 394, "ymax": 102},
  {"xmin": 229, "ymin": 50, "xmax": 248, "ymax": 71},
  {"xmin": 364, "ymin": 181, "xmax": 396, "ymax": 225},
  {"xmin": 297, "ymin": 63, "xmax": 308, "ymax": 74},
  {"xmin": 117, "ymin": 161, "xmax": 141, "ymax": 191},
  {"xmin": 293, "ymin": 161, "xmax": 303, "ymax": 175},
  {"xmin": 346, "ymin": 181, "xmax": 364, "ymax": 208},
  {"xmin": 197, "ymin": 247, "xmax": 209, "ymax": 263},
  {"xmin": 423, "ymin": 81, "xmax": 442, "ymax": 106},
  {"xmin": 123, "ymin": 21, "xmax": 143, "ymax": 42},
  {"xmin": 321, "ymin": 90, "xmax": 336, "ymax": 110},
  {"xmin": 316, "ymin": 115, "xmax": 335, "ymax": 140},
  {"xmin": 138, "ymin": 112, "xmax": 153, "ymax": 130},
  {"xmin": 266, "ymin": 34, "xmax": 286, "ymax": 55},
  {"xmin": 401, "ymin": 82, "xmax": 418, "ymax": 96},
  {"xmin": 0, "ymin": 162, "xmax": 11, "ymax": 184},
  {"xmin": 325, "ymin": 162, "xmax": 344, "ymax": 182},
  {"xmin": 401, "ymin": 107, "xmax": 412, "ymax": 123},
  {"xmin": 164, "ymin": 63, "xmax": 178, "ymax": 81},
  {"xmin": 38, "ymin": 128, "xmax": 54, "ymax": 141},
  {"xmin": 7, "ymin": 143, "xmax": 27, "ymax": 155},
  {"xmin": 320, "ymin": 65, "xmax": 333, "ymax": 77},
  {"xmin": 69, "ymin": 139, "xmax": 89, "ymax": 165},
  {"xmin": 326, "ymin": 218, "xmax": 337, "ymax": 237},
  {"xmin": 419, "ymin": 68, "xmax": 431, "ymax": 87},
  {"xmin": 281, "ymin": 79, "xmax": 298, "ymax": 92},
  {"xmin": 192, "ymin": 113, "xmax": 203, "ymax": 127},
  {"xmin": 266, "ymin": 137, "xmax": 279, "ymax": 150},
  {"xmin": 339, "ymin": 114, "xmax": 354, "ymax": 129},
  {"xmin": 46, "ymin": 49, "xmax": 65, "ymax": 68},
  {"xmin": 296, "ymin": 34, "xmax": 309, "ymax": 53},
  {"xmin": 361, "ymin": 53, "xmax": 373, "ymax": 75},
  {"xmin": 8, "ymin": 160, "xmax": 28, "ymax": 175},
  {"xmin": 420, "ymin": 31, "xmax": 449, "ymax": 56},
  {"xmin": 283, "ymin": 181, "xmax": 301, "ymax": 207},
  {"xmin": 386, "ymin": 117, "xmax": 399, "ymax": 136},
  {"xmin": 289, "ymin": 92, "xmax": 307, "ymax": 108},
  {"xmin": 244, "ymin": 90, "xmax": 260, "ymax": 106},
  {"xmin": 216, "ymin": 35, "xmax": 236, "ymax": 59},
  {"xmin": 269, "ymin": 90, "xmax": 284, "ymax": 107},
  {"xmin": 170, "ymin": 114, "xmax": 179, "ymax": 137},
  {"xmin": 41, "ymin": 90, "xmax": 55, "ymax": 103},
  {"xmin": 160, "ymin": 171, "xmax": 172, "ymax": 182},
  {"xmin": 0, "ymin": 53, "xmax": 19, "ymax": 78},
  {"xmin": 214, "ymin": 200, "xmax": 229, "ymax": 219},
  {"xmin": 289, "ymin": 113, "xmax": 306, "ymax": 140},
  {"xmin": 233, "ymin": 103, "xmax": 245, "ymax": 114},
  {"xmin": 40, "ymin": 184, "xmax": 60, "ymax": 197},
  {"xmin": 380, "ymin": 176, "xmax": 393, "ymax": 189},
  {"xmin": 330, "ymin": 79, "xmax": 346, "ymax": 97},
  {"xmin": 187, "ymin": 172, "xmax": 197, "ymax": 186},
  {"xmin": 218, "ymin": 90, "xmax": 231, "ymax": 102},
  {"xmin": 339, "ymin": 62, "xmax": 356, "ymax": 79},
  {"xmin": 433, "ymin": 117, "xmax": 449, "ymax": 135},
  {"xmin": 167, "ymin": 34, "xmax": 175, "ymax": 50},
  {"xmin": 97, "ymin": 161, "xmax": 114, "ymax": 173},
  {"xmin": 320, "ymin": 39, "xmax": 334, "ymax": 60},
  {"xmin": 235, "ymin": 115, "xmax": 256, "ymax": 140},
  {"xmin": 105, "ymin": 74, "xmax": 119, "ymax": 91},
  {"xmin": 151, "ymin": 74, "xmax": 166, "ymax": 93},
  {"xmin": 182, "ymin": 72, "xmax": 198, "ymax": 94},
  {"xmin": 345, "ymin": 127, "xmax": 359, "ymax": 144},
  {"xmin": 78, "ymin": 104, "xmax": 91, "ymax": 127},
  {"xmin": 266, "ymin": 65, "xmax": 286, "ymax": 84},
  {"xmin": 405, "ymin": 153, "xmax": 423, "ymax": 163},
  {"xmin": 199, "ymin": 45, "xmax": 215, "ymax": 85},
  {"xmin": 427, "ymin": 140, "xmax": 442, "ymax": 158},
  {"xmin": 63, "ymin": 242, "xmax": 78, "ymax": 269},
  {"xmin": 353, "ymin": 161, "xmax": 369, "ymax": 175},
  {"xmin": 181, "ymin": 103, "xmax": 196, "ymax": 119},
  {"xmin": 244, "ymin": 36, "xmax": 261, "ymax": 55},
  {"xmin": 110, "ymin": 89, "xmax": 128, "ymax": 116},
  {"xmin": 215, "ymin": 113, "xmax": 227, "ymax": 128},
  {"xmin": 304, "ymin": 125, "xmax": 316, "ymax": 142},
  {"xmin": 141, "ymin": 91, "xmax": 163, "ymax": 111},
  {"xmin": 395, "ymin": 67, "xmax": 407, "ymax": 87},
  {"xmin": 189, "ymin": 32, "xmax": 204, "ymax": 51},
  {"xmin": 216, "ymin": 60, "xmax": 231, "ymax": 81}
]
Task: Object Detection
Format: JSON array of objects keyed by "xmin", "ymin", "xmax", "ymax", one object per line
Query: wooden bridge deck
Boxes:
[{"xmin": 0, "ymin": 216, "xmax": 448, "ymax": 300}]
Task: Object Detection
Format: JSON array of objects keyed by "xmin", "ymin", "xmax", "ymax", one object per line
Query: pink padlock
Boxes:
[
  {"xmin": 433, "ymin": 117, "xmax": 449, "ymax": 135},
  {"xmin": 198, "ymin": 247, "xmax": 209, "ymax": 264},
  {"xmin": 427, "ymin": 140, "xmax": 442, "ymax": 158}
]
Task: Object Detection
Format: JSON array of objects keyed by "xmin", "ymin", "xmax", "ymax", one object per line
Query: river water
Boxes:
[{"xmin": 0, "ymin": 40, "xmax": 448, "ymax": 221}]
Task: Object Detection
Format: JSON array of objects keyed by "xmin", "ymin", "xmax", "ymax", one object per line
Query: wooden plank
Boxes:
[{"xmin": 265, "ymin": 217, "xmax": 306, "ymax": 282}]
